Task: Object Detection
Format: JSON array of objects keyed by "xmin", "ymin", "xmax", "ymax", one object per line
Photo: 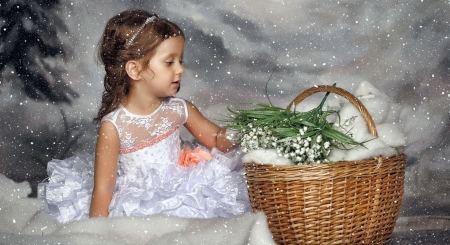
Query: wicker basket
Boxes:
[{"xmin": 245, "ymin": 85, "xmax": 407, "ymax": 245}]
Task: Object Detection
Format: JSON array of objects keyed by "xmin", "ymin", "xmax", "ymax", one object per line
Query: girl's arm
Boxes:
[
  {"xmin": 184, "ymin": 100, "xmax": 236, "ymax": 152},
  {"xmin": 89, "ymin": 121, "xmax": 119, "ymax": 218}
]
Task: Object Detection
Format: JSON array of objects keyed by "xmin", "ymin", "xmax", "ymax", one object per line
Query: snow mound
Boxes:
[{"xmin": 0, "ymin": 174, "xmax": 275, "ymax": 245}]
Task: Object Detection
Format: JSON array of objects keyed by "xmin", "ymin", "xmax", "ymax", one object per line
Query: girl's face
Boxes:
[{"xmin": 140, "ymin": 36, "xmax": 185, "ymax": 99}]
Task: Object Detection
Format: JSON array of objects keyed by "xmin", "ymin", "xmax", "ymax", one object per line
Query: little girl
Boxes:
[{"xmin": 40, "ymin": 9, "xmax": 251, "ymax": 223}]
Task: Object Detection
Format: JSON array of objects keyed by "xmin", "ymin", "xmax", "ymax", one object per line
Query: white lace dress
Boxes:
[{"xmin": 39, "ymin": 97, "xmax": 251, "ymax": 223}]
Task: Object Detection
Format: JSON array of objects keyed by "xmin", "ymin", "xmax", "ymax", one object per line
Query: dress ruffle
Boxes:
[
  {"xmin": 39, "ymin": 149, "xmax": 251, "ymax": 223},
  {"xmin": 38, "ymin": 154, "xmax": 94, "ymax": 223}
]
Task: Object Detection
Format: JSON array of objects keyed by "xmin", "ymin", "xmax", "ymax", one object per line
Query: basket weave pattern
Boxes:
[{"xmin": 245, "ymin": 86, "xmax": 407, "ymax": 244}]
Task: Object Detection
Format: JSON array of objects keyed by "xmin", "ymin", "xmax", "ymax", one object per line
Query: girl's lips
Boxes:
[{"xmin": 172, "ymin": 81, "xmax": 180, "ymax": 87}]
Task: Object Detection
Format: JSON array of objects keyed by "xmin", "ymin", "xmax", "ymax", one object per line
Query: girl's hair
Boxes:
[{"xmin": 93, "ymin": 9, "xmax": 184, "ymax": 124}]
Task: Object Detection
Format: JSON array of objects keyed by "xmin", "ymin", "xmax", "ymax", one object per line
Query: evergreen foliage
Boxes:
[{"xmin": 0, "ymin": 0, "xmax": 78, "ymax": 103}]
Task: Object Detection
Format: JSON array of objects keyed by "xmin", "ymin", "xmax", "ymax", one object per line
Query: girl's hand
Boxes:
[{"xmin": 184, "ymin": 100, "xmax": 237, "ymax": 152}]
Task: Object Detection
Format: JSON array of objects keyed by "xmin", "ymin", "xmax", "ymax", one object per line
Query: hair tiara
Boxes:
[{"xmin": 125, "ymin": 16, "xmax": 157, "ymax": 48}]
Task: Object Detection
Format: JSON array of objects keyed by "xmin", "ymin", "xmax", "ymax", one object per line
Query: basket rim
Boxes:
[
  {"xmin": 245, "ymin": 153, "xmax": 406, "ymax": 167},
  {"xmin": 244, "ymin": 154, "xmax": 407, "ymax": 180}
]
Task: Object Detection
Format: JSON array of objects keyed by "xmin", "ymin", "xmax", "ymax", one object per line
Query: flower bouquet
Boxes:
[
  {"xmin": 224, "ymin": 84, "xmax": 406, "ymax": 245},
  {"xmin": 224, "ymin": 84, "xmax": 366, "ymax": 165}
]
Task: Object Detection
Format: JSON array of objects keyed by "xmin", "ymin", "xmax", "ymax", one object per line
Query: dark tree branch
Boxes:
[{"xmin": 0, "ymin": 0, "xmax": 78, "ymax": 104}]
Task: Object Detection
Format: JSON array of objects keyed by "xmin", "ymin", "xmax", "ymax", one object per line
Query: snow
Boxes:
[
  {"xmin": 328, "ymin": 81, "xmax": 406, "ymax": 161},
  {"xmin": 0, "ymin": 174, "xmax": 275, "ymax": 245},
  {"xmin": 1, "ymin": 0, "xmax": 450, "ymax": 242},
  {"xmin": 243, "ymin": 149, "xmax": 294, "ymax": 165}
]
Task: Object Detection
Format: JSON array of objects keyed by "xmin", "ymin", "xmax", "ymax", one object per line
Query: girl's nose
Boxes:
[{"xmin": 176, "ymin": 63, "xmax": 184, "ymax": 75}]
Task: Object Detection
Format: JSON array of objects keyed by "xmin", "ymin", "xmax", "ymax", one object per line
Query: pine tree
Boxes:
[{"xmin": 0, "ymin": 0, "xmax": 78, "ymax": 104}]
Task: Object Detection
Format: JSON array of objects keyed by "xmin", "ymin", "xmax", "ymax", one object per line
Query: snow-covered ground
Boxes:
[{"xmin": 0, "ymin": 174, "xmax": 275, "ymax": 245}]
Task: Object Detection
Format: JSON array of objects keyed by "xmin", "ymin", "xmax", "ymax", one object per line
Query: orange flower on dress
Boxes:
[{"xmin": 178, "ymin": 146, "xmax": 212, "ymax": 167}]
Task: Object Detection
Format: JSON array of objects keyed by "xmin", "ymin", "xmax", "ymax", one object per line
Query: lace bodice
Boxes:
[
  {"xmin": 102, "ymin": 97, "xmax": 187, "ymax": 150},
  {"xmin": 102, "ymin": 97, "xmax": 188, "ymax": 174}
]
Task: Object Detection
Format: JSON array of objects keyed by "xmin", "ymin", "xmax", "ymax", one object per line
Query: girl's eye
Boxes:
[{"xmin": 166, "ymin": 60, "xmax": 183, "ymax": 66}]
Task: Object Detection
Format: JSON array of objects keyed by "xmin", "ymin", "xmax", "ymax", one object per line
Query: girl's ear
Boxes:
[{"xmin": 125, "ymin": 60, "xmax": 141, "ymax": 81}]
